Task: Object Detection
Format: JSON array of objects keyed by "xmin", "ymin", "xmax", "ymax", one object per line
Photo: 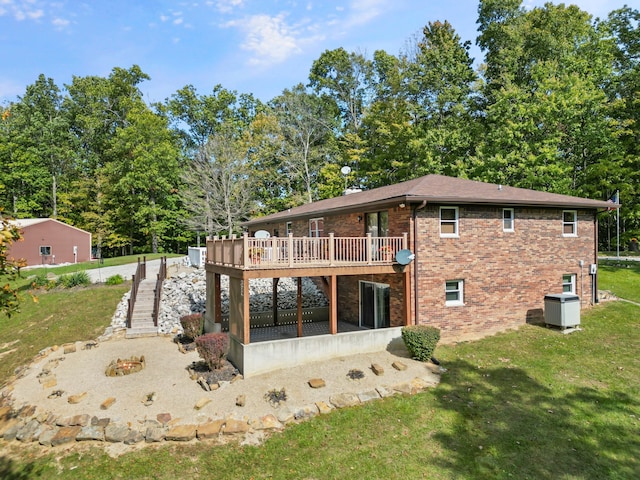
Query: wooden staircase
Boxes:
[{"xmin": 126, "ymin": 277, "xmax": 158, "ymax": 338}]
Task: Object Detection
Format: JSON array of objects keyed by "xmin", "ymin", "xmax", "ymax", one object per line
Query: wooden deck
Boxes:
[{"xmin": 206, "ymin": 233, "xmax": 408, "ymax": 273}]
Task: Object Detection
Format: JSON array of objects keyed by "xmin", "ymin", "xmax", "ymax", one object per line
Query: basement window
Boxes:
[{"xmin": 445, "ymin": 280, "xmax": 464, "ymax": 306}]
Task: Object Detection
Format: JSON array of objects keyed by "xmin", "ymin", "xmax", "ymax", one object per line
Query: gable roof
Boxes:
[
  {"xmin": 9, "ymin": 218, "xmax": 90, "ymax": 235},
  {"xmin": 245, "ymin": 174, "xmax": 616, "ymax": 226}
]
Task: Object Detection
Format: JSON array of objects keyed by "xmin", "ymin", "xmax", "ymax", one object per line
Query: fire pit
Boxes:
[{"xmin": 105, "ymin": 355, "xmax": 146, "ymax": 376}]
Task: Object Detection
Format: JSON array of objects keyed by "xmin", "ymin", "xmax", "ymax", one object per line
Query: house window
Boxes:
[
  {"xmin": 365, "ymin": 211, "xmax": 389, "ymax": 237},
  {"xmin": 40, "ymin": 246, "xmax": 51, "ymax": 256},
  {"xmin": 503, "ymin": 208, "xmax": 514, "ymax": 232},
  {"xmin": 562, "ymin": 274, "xmax": 576, "ymax": 294},
  {"xmin": 562, "ymin": 210, "xmax": 577, "ymax": 236},
  {"xmin": 309, "ymin": 218, "xmax": 324, "ymax": 237},
  {"xmin": 440, "ymin": 207, "xmax": 459, "ymax": 237},
  {"xmin": 286, "ymin": 222, "xmax": 292, "ymax": 236},
  {"xmin": 445, "ymin": 280, "xmax": 464, "ymax": 306}
]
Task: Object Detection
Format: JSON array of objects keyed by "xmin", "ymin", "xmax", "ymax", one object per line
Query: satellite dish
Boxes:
[
  {"xmin": 340, "ymin": 165, "xmax": 351, "ymax": 175},
  {"xmin": 395, "ymin": 249, "xmax": 415, "ymax": 265},
  {"xmin": 254, "ymin": 230, "xmax": 270, "ymax": 238}
]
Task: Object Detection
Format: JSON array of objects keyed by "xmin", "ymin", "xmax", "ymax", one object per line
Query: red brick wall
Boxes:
[
  {"xmin": 413, "ymin": 205, "xmax": 597, "ymax": 342},
  {"xmin": 247, "ymin": 204, "xmax": 597, "ymax": 343}
]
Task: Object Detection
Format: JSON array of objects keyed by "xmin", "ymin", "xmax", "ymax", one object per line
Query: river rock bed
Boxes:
[{"xmin": 110, "ymin": 269, "xmax": 329, "ymax": 335}]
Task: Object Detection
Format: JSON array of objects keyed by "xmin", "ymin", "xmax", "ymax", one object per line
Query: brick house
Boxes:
[
  {"xmin": 8, "ymin": 218, "xmax": 92, "ymax": 266},
  {"xmin": 204, "ymin": 174, "xmax": 613, "ymax": 376}
]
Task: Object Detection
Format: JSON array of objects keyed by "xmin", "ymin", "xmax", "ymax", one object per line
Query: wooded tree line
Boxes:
[{"xmin": 1, "ymin": 1, "xmax": 638, "ymax": 255}]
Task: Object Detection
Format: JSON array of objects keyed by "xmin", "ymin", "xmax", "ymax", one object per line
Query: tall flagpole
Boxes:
[{"xmin": 616, "ymin": 190, "xmax": 620, "ymax": 258}]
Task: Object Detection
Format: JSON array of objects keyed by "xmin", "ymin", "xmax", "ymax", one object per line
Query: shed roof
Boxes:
[
  {"xmin": 9, "ymin": 218, "xmax": 90, "ymax": 235},
  {"xmin": 245, "ymin": 174, "xmax": 616, "ymax": 226}
]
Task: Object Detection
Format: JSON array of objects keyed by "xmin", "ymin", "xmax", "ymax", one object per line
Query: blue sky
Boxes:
[{"xmin": 0, "ymin": 0, "xmax": 628, "ymax": 106}]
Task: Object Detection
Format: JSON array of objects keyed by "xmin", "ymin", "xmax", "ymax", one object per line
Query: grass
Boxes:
[{"xmin": 0, "ymin": 260, "xmax": 639, "ymax": 479}]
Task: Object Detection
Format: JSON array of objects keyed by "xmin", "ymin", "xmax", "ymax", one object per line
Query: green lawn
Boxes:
[{"xmin": 1, "ymin": 261, "xmax": 639, "ymax": 479}]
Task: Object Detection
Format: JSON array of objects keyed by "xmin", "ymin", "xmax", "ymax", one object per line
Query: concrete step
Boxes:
[{"xmin": 125, "ymin": 328, "xmax": 158, "ymax": 339}]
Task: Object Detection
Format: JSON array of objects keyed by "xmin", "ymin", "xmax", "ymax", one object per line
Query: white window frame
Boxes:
[
  {"xmin": 309, "ymin": 218, "xmax": 324, "ymax": 237},
  {"xmin": 503, "ymin": 208, "xmax": 514, "ymax": 232},
  {"xmin": 286, "ymin": 222, "xmax": 292, "ymax": 236},
  {"xmin": 562, "ymin": 210, "xmax": 577, "ymax": 237},
  {"xmin": 562, "ymin": 274, "xmax": 576, "ymax": 294},
  {"xmin": 445, "ymin": 279, "xmax": 464, "ymax": 306},
  {"xmin": 440, "ymin": 207, "xmax": 459, "ymax": 238}
]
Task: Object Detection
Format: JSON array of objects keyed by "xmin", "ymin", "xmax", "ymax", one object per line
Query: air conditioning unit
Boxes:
[{"xmin": 544, "ymin": 294, "xmax": 580, "ymax": 328}]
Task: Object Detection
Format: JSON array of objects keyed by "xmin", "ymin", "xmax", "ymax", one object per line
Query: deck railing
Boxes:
[
  {"xmin": 126, "ymin": 256, "xmax": 146, "ymax": 328},
  {"xmin": 206, "ymin": 233, "xmax": 407, "ymax": 269},
  {"xmin": 152, "ymin": 256, "xmax": 167, "ymax": 327}
]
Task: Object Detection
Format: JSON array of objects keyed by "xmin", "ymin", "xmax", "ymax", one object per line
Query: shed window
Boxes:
[
  {"xmin": 440, "ymin": 207, "xmax": 459, "ymax": 237},
  {"xmin": 40, "ymin": 246, "xmax": 51, "ymax": 256}
]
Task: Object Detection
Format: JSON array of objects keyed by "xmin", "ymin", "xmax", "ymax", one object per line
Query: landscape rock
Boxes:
[
  {"xmin": 358, "ymin": 390, "xmax": 380, "ymax": 403},
  {"xmin": 371, "ymin": 363, "xmax": 385, "ymax": 376},
  {"xmin": 51, "ymin": 425, "xmax": 81, "ymax": 446},
  {"xmin": 165, "ymin": 424, "xmax": 197, "ymax": 441},
  {"xmin": 329, "ymin": 393, "xmax": 360, "ymax": 409},
  {"xmin": 392, "ymin": 361, "xmax": 408, "ymax": 371},
  {"xmin": 196, "ymin": 420, "xmax": 224, "ymax": 439},
  {"xmin": 308, "ymin": 378, "xmax": 326, "ymax": 388},
  {"xmin": 223, "ymin": 418, "xmax": 250, "ymax": 435},
  {"xmin": 105, "ymin": 424, "xmax": 129, "ymax": 442},
  {"xmin": 76, "ymin": 425, "xmax": 105, "ymax": 441},
  {"xmin": 100, "ymin": 397, "xmax": 116, "ymax": 410}
]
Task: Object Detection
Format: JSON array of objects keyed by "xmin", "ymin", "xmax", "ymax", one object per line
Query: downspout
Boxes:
[
  {"xmin": 594, "ymin": 211, "xmax": 599, "ymax": 304},
  {"xmin": 413, "ymin": 200, "xmax": 427, "ymax": 325}
]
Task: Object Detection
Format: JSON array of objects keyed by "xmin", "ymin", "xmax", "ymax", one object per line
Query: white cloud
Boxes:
[
  {"xmin": 216, "ymin": 0, "xmax": 243, "ymax": 14},
  {"xmin": 52, "ymin": 16, "xmax": 69, "ymax": 29},
  {"xmin": 226, "ymin": 13, "xmax": 305, "ymax": 66},
  {"xmin": 345, "ymin": 0, "xmax": 388, "ymax": 27}
]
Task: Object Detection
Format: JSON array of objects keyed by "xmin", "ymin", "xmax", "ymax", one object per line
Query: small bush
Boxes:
[
  {"xmin": 31, "ymin": 273, "xmax": 50, "ymax": 289},
  {"xmin": 401, "ymin": 325, "xmax": 441, "ymax": 362},
  {"xmin": 180, "ymin": 313, "xmax": 204, "ymax": 341},
  {"xmin": 195, "ymin": 332, "xmax": 230, "ymax": 370},
  {"xmin": 58, "ymin": 271, "xmax": 91, "ymax": 288},
  {"xmin": 105, "ymin": 274, "xmax": 124, "ymax": 285}
]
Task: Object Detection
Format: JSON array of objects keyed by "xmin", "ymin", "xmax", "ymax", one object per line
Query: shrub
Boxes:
[
  {"xmin": 401, "ymin": 325, "xmax": 441, "ymax": 362},
  {"xmin": 195, "ymin": 332, "xmax": 229, "ymax": 370},
  {"xmin": 31, "ymin": 273, "xmax": 50, "ymax": 289},
  {"xmin": 58, "ymin": 271, "xmax": 91, "ymax": 288},
  {"xmin": 105, "ymin": 274, "xmax": 124, "ymax": 285},
  {"xmin": 180, "ymin": 313, "xmax": 204, "ymax": 341}
]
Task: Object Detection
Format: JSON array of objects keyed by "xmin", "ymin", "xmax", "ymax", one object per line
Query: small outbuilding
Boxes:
[{"xmin": 8, "ymin": 218, "xmax": 92, "ymax": 266}]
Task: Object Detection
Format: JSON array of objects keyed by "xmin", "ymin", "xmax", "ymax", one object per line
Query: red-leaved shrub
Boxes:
[
  {"xmin": 195, "ymin": 332, "xmax": 230, "ymax": 370},
  {"xmin": 180, "ymin": 313, "xmax": 203, "ymax": 341}
]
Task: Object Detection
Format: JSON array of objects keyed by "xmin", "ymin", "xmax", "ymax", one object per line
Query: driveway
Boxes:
[{"xmin": 86, "ymin": 256, "xmax": 186, "ymax": 283}]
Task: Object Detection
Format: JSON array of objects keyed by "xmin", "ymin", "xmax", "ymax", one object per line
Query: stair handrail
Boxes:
[
  {"xmin": 126, "ymin": 256, "xmax": 147, "ymax": 328},
  {"xmin": 152, "ymin": 256, "xmax": 167, "ymax": 327}
]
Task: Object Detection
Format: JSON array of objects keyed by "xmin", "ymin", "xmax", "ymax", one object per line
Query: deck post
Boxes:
[
  {"xmin": 243, "ymin": 277, "xmax": 250, "ymax": 344},
  {"xmin": 403, "ymin": 232, "xmax": 408, "ymax": 250},
  {"xmin": 329, "ymin": 275, "xmax": 338, "ymax": 334},
  {"xmin": 403, "ymin": 268, "xmax": 411, "ymax": 326},
  {"xmin": 297, "ymin": 277, "xmax": 303, "ymax": 337},
  {"xmin": 366, "ymin": 233, "xmax": 373, "ymax": 264},
  {"xmin": 272, "ymin": 278, "xmax": 279, "ymax": 326},
  {"xmin": 214, "ymin": 273, "xmax": 222, "ymax": 330}
]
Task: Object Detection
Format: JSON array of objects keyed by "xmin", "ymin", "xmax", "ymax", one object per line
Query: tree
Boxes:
[
  {"xmin": 0, "ymin": 212, "xmax": 26, "ymax": 317},
  {"xmin": 271, "ymin": 84, "xmax": 338, "ymax": 203},
  {"xmin": 180, "ymin": 123, "xmax": 255, "ymax": 237}
]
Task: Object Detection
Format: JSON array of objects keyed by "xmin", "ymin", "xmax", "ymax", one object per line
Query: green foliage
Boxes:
[
  {"xmin": 401, "ymin": 325, "xmax": 441, "ymax": 361},
  {"xmin": 180, "ymin": 313, "xmax": 204, "ymax": 341},
  {"xmin": 105, "ymin": 274, "xmax": 124, "ymax": 285},
  {"xmin": 195, "ymin": 332, "xmax": 230, "ymax": 370},
  {"xmin": 30, "ymin": 273, "xmax": 50, "ymax": 288},
  {"xmin": 57, "ymin": 271, "xmax": 91, "ymax": 288}
]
